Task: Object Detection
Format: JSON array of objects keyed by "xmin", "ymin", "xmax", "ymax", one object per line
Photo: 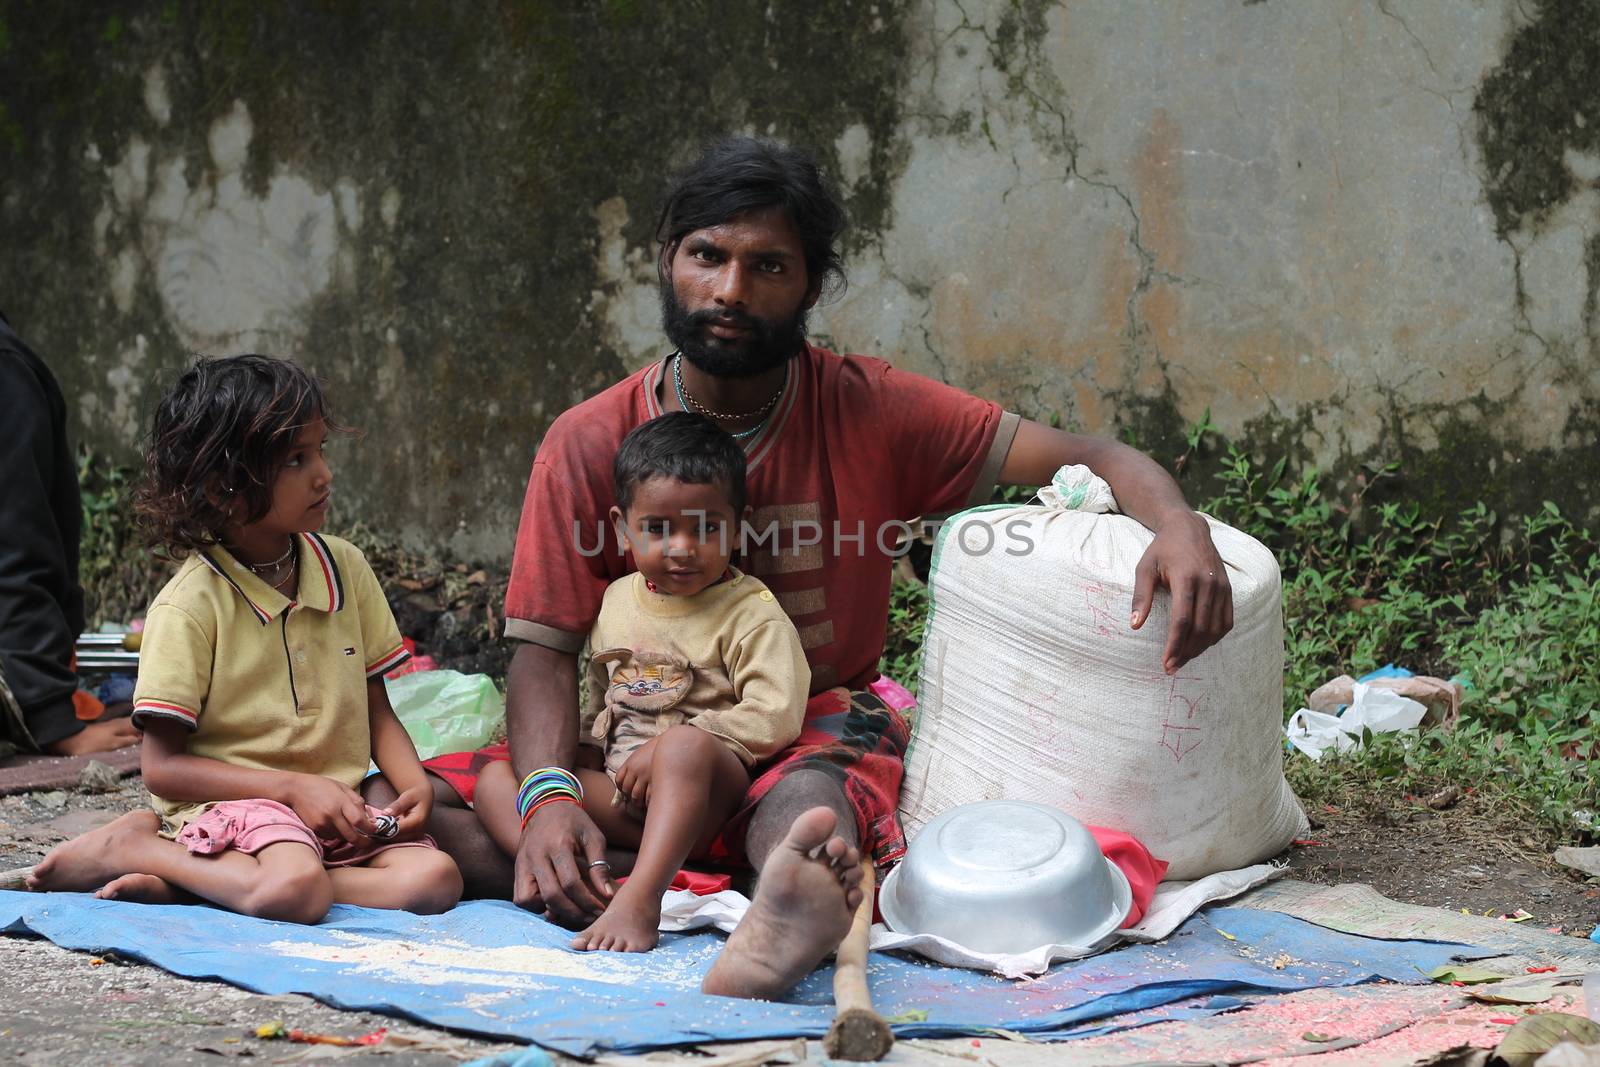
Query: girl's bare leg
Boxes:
[
  {"xmin": 327, "ymin": 846, "xmax": 463, "ymax": 913},
  {"xmin": 28, "ymin": 811, "xmax": 332, "ymax": 923}
]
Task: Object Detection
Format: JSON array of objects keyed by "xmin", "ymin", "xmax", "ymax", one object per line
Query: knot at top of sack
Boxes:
[{"xmin": 1036, "ymin": 464, "xmax": 1119, "ymax": 514}]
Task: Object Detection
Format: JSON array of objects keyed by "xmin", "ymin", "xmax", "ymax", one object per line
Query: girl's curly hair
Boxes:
[{"xmin": 134, "ymin": 355, "xmax": 342, "ymax": 555}]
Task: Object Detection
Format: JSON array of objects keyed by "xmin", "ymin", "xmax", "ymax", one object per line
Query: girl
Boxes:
[{"xmin": 28, "ymin": 355, "xmax": 461, "ymax": 921}]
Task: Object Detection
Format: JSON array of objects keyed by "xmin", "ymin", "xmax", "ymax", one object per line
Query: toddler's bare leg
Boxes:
[
  {"xmin": 473, "ymin": 761, "xmax": 524, "ymax": 857},
  {"xmin": 573, "ymin": 726, "xmax": 748, "ymax": 952}
]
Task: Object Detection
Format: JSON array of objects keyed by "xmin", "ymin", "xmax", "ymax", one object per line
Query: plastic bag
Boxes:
[
  {"xmin": 1285, "ymin": 682, "xmax": 1428, "ymax": 760},
  {"xmin": 383, "ymin": 669, "xmax": 505, "ymax": 762}
]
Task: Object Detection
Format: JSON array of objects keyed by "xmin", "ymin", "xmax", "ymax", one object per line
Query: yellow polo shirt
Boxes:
[{"xmin": 131, "ymin": 532, "xmax": 409, "ymax": 833}]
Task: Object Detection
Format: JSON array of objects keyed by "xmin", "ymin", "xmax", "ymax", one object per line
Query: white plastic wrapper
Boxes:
[{"xmin": 1285, "ymin": 682, "xmax": 1429, "ymax": 759}]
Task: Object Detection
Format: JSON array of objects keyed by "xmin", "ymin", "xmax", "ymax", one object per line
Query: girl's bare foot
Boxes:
[
  {"xmin": 571, "ymin": 884, "xmax": 661, "ymax": 952},
  {"xmin": 25, "ymin": 810, "xmax": 162, "ymax": 892},
  {"xmin": 701, "ymin": 806, "xmax": 863, "ymax": 1000},
  {"xmin": 96, "ymin": 873, "xmax": 183, "ymax": 904}
]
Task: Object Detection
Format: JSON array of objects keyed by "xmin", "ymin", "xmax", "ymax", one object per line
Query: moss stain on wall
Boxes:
[{"xmin": 0, "ymin": 0, "xmax": 917, "ymax": 555}]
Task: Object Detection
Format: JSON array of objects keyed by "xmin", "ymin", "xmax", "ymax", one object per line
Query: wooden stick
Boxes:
[{"xmin": 823, "ymin": 864, "xmax": 894, "ymax": 1061}]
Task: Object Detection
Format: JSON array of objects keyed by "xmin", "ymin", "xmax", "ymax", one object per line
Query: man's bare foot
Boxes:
[
  {"xmin": 572, "ymin": 884, "xmax": 661, "ymax": 952},
  {"xmin": 25, "ymin": 810, "xmax": 161, "ymax": 892},
  {"xmin": 96, "ymin": 873, "xmax": 182, "ymax": 904},
  {"xmin": 701, "ymin": 806, "xmax": 864, "ymax": 1000},
  {"xmin": 45, "ymin": 718, "xmax": 139, "ymax": 757}
]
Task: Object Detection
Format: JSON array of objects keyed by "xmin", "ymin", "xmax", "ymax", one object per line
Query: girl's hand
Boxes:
[
  {"xmin": 614, "ymin": 738, "xmax": 658, "ymax": 810},
  {"xmin": 383, "ymin": 783, "xmax": 433, "ymax": 838},
  {"xmin": 290, "ymin": 775, "xmax": 373, "ymax": 844}
]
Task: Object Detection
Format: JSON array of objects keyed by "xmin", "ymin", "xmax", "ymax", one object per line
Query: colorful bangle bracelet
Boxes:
[
  {"xmin": 515, "ymin": 767, "xmax": 584, "ymax": 819},
  {"xmin": 520, "ymin": 793, "xmax": 580, "ymax": 831}
]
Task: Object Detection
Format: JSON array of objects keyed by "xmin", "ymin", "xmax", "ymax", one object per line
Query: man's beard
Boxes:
[{"xmin": 660, "ymin": 284, "xmax": 808, "ymax": 379}]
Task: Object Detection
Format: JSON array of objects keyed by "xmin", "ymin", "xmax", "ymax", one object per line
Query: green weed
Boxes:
[
  {"xmin": 881, "ymin": 578, "xmax": 928, "ymax": 687},
  {"xmin": 76, "ymin": 449, "xmax": 170, "ymax": 628},
  {"xmin": 1203, "ymin": 450, "xmax": 1595, "ymax": 842}
]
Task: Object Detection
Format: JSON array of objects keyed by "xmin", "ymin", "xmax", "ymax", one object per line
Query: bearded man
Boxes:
[{"xmin": 375, "ymin": 136, "xmax": 1233, "ymax": 999}]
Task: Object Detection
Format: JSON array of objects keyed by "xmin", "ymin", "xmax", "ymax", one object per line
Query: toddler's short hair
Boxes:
[
  {"xmin": 135, "ymin": 354, "xmax": 339, "ymax": 554},
  {"xmin": 613, "ymin": 412, "xmax": 747, "ymax": 515}
]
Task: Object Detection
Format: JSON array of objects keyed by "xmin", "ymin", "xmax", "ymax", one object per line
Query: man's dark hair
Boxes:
[
  {"xmin": 135, "ymin": 354, "xmax": 343, "ymax": 554},
  {"xmin": 655, "ymin": 136, "xmax": 846, "ymax": 297},
  {"xmin": 614, "ymin": 412, "xmax": 748, "ymax": 516}
]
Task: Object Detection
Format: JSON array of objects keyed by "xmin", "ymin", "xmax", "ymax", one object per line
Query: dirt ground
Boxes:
[
  {"xmin": 2, "ymin": 774, "xmax": 1596, "ymax": 1064},
  {"xmin": 1284, "ymin": 794, "xmax": 1600, "ymax": 936}
]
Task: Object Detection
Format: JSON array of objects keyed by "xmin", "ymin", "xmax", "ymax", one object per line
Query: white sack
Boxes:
[{"xmin": 899, "ymin": 465, "xmax": 1307, "ymax": 881}]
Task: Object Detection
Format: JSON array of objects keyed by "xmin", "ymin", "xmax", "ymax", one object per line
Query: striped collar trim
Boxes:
[
  {"xmin": 300, "ymin": 532, "xmax": 345, "ymax": 613},
  {"xmin": 643, "ymin": 349, "xmax": 801, "ymax": 475},
  {"xmin": 199, "ymin": 533, "xmax": 345, "ymax": 624}
]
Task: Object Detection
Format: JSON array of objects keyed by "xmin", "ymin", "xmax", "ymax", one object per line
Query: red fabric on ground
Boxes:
[{"xmin": 1088, "ymin": 826, "xmax": 1168, "ymax": 928}]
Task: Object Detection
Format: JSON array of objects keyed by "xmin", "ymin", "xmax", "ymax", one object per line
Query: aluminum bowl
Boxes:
[{"xmin": 880, "ymin": 800, "xmax": 1132, "ymax": 954}]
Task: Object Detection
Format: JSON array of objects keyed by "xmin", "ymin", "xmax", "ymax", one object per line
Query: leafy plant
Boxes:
[
  {"xmin": 881, "ymin": 578, "xmax": 929, "ymax": 688},
  {"xmin": 76, "ymin": 449, "xmax": 171, "ymax": 628}
]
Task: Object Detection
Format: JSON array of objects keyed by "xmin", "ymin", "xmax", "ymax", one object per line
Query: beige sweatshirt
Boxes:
[{"xmin": 581, "ymin": 569, "xmax": 810, "ymax": 770}]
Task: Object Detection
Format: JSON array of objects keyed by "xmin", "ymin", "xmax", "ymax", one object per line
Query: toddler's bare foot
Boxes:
[
  {"xmin": 26, "ymin": 811, "xmax": 162, "ymax": 893},
  {"xmin": 96, "ymin": 873, "xmax": 183, "ymax": 904},
  {"xmin": 571, "ymin": 885, "xmax": 662, "ymax": 952},
  {"xmin": 701, "ymin": 806, "xmax": 863, "ymax": 1000}
]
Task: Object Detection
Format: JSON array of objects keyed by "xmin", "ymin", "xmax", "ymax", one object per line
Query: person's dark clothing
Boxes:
[{"xmin": 0, "ymin": 313, "xmax": 85, "ymax": 750}]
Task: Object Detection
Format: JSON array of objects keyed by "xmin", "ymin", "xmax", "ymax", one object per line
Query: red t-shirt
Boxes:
[{"xmin": 504, "ymin": 344, "xmax": 1018, "ymax": 692}]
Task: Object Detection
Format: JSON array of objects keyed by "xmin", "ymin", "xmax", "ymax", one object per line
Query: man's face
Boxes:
[{"xmin": 662, "ymin": 206, "xmax": 819, "ymax": 379}]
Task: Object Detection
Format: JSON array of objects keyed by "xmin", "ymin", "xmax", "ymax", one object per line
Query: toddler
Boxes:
[
  {"xmin": 475, "ymin": 412, "xmax": 809, "ymax": 951},
  {"xmin": 29, "ymin": 355, "xmax": 462, "ymax": 921}
]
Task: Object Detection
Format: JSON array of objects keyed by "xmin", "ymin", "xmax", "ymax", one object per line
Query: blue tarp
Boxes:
[{"xmin": 0, "ymin": 892, "xmax": 1482, "ymax": 1055}]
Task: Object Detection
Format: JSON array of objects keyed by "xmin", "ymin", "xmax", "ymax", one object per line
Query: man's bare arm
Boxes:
[
  {"xmin": 505, "ymin": 641, "xmax": 581, "ymax": 775},
  {"xmin": 998, "ymin": 418, "xmax": 1233, "ymax": 673},
  {"xmin": 504, "ymin": 641, "xmax": 612, "ymax": 922}
]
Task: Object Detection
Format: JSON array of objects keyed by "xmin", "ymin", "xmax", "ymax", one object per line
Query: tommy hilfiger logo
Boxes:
[{"xmin": 343, "ymin": 647, "xmax": 356, "ymax": 656}]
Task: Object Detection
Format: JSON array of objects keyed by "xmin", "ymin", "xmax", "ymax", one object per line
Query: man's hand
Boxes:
[
  {"xmin": 613, "ymin": 737, "xmax": 659, "ymax": 810},
  {"xmin": 46, "ymin": 717, "xmax": 139, "ymax": 756},
  {"xmin": 513, "ymin": 800, "xmax": 613, "ymax": 926},
  {"xmin": 1130, "ymin": 511, "xmax": 1233, "ymax": 674},
  {"xmin": 382, "ymin": 782, "xmax": 433, "ymax": 839},
  {"xmin": 290, "ymin": 774, "xmax": 374, "ymax": 845}
]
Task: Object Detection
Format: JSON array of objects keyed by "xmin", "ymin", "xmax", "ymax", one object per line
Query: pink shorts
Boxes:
[{"xmin": 174, "ymin": 798, "xmax": 438, "ymax": 869}]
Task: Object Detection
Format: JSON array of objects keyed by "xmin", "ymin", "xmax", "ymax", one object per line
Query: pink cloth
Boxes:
[
  {"xmin": 175, "ymin": 798, "xmax": 437, "ymax": 868},
  {"xmin": 866, "ymin": 674, "xmax": 917, "ymax": 712},
  {"xmin": 1088, "ymin": 826, "xmax": 1169, "ymax": 928}
]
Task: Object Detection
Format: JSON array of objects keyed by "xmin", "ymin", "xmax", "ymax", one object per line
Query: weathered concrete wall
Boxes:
[{"xmin": 2, "ymin": 1, "xmax": 1596, "ymax": 558}]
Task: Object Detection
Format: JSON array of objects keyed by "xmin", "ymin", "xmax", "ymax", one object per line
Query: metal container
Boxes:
[{"xmin": 879, "ymin": 799, "xmax": 1132, "ymax": 954}]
